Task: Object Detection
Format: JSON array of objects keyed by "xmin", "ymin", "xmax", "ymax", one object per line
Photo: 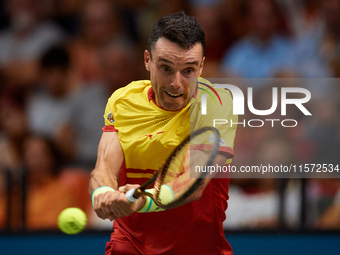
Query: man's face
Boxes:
[{"xmin": 144, "ymin": 37, "xmax": 204, "ymax": 111}]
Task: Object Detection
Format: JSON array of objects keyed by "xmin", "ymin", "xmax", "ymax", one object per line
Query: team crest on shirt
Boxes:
[{"xmin": 107, "ymin": 112, "xmax": 114, "ymax": 123}]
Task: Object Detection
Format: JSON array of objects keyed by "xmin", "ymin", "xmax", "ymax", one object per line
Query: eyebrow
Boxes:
[{"xmin": 158, "ymin": 57, "xmax": 199, "ymax": 66}]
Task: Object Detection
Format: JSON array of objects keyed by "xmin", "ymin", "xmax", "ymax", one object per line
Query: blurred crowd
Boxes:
[{"xmin": 0, "ymin": 0, "xmax": 340, "ymax": 231}]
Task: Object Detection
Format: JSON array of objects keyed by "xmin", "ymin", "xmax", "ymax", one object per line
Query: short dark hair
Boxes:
[{"xmin": 148, "ymin": 11, "xmax": 205, "ymax": 57}]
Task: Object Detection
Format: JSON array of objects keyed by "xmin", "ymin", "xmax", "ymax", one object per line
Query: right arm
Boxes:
[
  {"xmin": 89, "ymin": 131, "xmax": 123, "ymax": 193},
  {"xmin": 88, "ymin": 131, "xmax": 145, "ymax": 220}
]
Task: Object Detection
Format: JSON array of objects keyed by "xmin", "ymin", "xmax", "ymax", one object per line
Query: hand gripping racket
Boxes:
[{"xmin": 125, "ymin": 126, "xmax": 221, "ymax": 210}]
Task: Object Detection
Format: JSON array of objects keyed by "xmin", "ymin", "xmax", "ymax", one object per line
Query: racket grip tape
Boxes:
[
  {"xmin": 125, "ymin": 189, "xmax": 137, "ymax": 202},
  {"xmin": 91, "ymin": 186, "xmax": 115, "ymax": 207}
]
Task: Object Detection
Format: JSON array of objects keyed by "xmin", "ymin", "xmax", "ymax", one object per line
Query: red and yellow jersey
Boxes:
[{"xmin": 102, "ymin": 79, "xmax": 237, "ymax": 254}]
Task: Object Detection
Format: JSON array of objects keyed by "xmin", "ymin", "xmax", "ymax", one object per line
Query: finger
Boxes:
[
  {"xmin": 94, "ymin": 209, "xmax": 102, "ymax": 219},
  {"xmin": 109, "ymin": 200, "xmax": 126, "ymax": 219},
  {"xmin": 94, "ymin": 195, "xmax": 117, "ymax": 220},
  {"xmin": 118, "ymin": 185, "xmax": 128, "ymax": 193},
  {"xmin": 93, "ymin": 197, "xmax": 108, "ymax": 219},
  {"xmin": 118, "ymin": 184, "xmax": 135, "ymax": 193},
  {"xmin": 104, "ymin": 201, "xmax": 112, "ymax": 213},
  {"xmin": 118, "ymin": 184, "xmax": 141, "ymax": 193},
  {"xmin": 110, "ymin": 202, "xmax": 126, "ymax": 219},
  {"xmin": 110, "ymin": 197, "xmax": 133, "ymax": 219},
  {"xmin": 95, "ymin": 208, "xmax": 110, "ymax": 220}
]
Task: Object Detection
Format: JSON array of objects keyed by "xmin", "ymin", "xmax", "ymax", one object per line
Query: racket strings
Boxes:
[
  {"xmin": 153, "ymin": 127, "xmax": 221, "ymax": 209},
  {"xmin": 164, "ymin": 143, "xmax": 189, "ymax": 182}
]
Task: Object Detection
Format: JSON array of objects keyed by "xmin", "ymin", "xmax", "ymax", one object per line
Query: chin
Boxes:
[
  {"xmin": 161, "ymin": 97, "xmax": 189, "ymax": 111},
  {"xmin": 164, "ymin": 104, "xmax": 184, "ymax": 111}
]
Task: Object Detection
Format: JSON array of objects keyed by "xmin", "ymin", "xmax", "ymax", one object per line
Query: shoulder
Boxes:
[{"xmin": 108, "ymin": 80, "xmax": 151, "ymax": 102}]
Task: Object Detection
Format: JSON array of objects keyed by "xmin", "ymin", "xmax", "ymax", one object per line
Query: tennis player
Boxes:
[{"xmin": 89, "ymin": 12, "xmax": 237, "ymax": 254}]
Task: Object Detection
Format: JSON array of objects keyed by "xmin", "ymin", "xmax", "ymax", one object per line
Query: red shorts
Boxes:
[{"xmin": 105, "ymin": 230, "xmax": 140, "ymax": 255}]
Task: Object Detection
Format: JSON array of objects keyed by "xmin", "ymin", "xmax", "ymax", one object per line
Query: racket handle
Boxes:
[{"xmin": 125, "ymin": 189, "xmax": 137, "ymax": 202}]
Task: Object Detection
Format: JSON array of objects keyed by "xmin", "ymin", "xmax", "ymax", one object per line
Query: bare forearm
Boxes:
[
  {"xmin": 89, "ymin": 132, "xmax": 123, "ymax": 198},
  {"xmin": 88, "ymin": 166, "xmax": 119, "ymax": 198}
]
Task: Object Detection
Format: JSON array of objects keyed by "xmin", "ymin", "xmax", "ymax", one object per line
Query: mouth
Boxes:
[{"xmin": 165, "ymin": 91, "xmax": 183, "ymax": 98}]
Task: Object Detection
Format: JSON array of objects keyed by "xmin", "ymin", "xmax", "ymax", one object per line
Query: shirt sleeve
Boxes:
[
  {"xmin": 102, "ymin": 93, "xmax": 118, "ymax": 132},
  {"xmin": 192, "ymin": 86, "xmax": 238, "ymax": 163}
]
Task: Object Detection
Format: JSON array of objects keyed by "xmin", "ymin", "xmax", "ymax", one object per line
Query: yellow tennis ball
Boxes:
[{"xmin": 58, "ymin": 208, "xmax": 87, "ymax": 234}]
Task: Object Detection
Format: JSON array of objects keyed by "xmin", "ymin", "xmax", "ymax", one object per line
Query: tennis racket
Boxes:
[{"xmin": 125, "ymin": 126, "xmax": 221, "ymax": 210}]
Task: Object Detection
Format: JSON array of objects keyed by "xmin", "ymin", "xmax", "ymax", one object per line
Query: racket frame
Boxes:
[{"xmin": 129, "ymin": 126, "xmax": 221, "ymax": 209}]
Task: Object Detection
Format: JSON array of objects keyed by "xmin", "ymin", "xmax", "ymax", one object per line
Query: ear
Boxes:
[
  {"xmin": 144, "ymin": 50, "xmax": 151, "ymax": 72},
  {"xmin": 198, "ymin": 57, "xmax": 205, "ymax": 77}
]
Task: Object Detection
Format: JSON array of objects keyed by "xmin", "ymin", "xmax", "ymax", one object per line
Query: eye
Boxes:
[
  {"xmin": 183, "ymin": 68, "xmax": 194, "ymax": 75},
  {"xmin": 161, "ymin": 66, "xmax": 171, "ymax": 72}
]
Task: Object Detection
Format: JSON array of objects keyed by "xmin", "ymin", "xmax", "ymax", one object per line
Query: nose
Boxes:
[{"xmin": 171, "ymin": 71, "xmax": 182, "ymax": 89}]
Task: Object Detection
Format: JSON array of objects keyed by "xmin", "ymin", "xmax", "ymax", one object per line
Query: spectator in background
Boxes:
[
  {"xmin": 302, "ymin": 98, "xmax": 340, "ymax": 226},
  {"xmin": 225, "ymin": 135, "xmax": 300, "ymax": 229},
  {"xmin": 65, "ymin": 84, "xmax": 106, "ymax": 170},
  {"xmin": 0, "ymin": 93, "xmax": 29, "ymax": 174},
  {"xmin": 316, "ymin": 180, "xmax": 340, "ymax": 229},
  {"xmin": 26, "ymin": 44, "xmax": 76, "ymax": 163},
  {"xmin": 26, "ymin": 43, "xmax": 108, "ymax": 169},
  {"xmin": 292, "ymin": 0, "xmax": 340, "ymax": 78},
  {"xmin": 288, "ymin": 0, "xmax": 340, "ymax": 229},
  {"xmin": 305, "ymin": 99, "xmax": 340, "ymax": 165},
  {"xmin": 193, "ymin": 3, "xmax": 236, "ymax": 77},
  {"xmin": 0, "ymin": 93, "xmax": 29, "ymax": 230},
  {"xmin": 156, "ymin": 0, "xmax": 191, "ymax": 19},
  {"xmin": 0, "ymin": 0, "xmax": 64, "ymax": 88},
  {"xmin": 49, "ymin": 0, "xmax": 82, "ymax": 36},
  {"xmin": 224, "ymin": 81, "xmax": 315, "ymax": 229},
  {"xmin": 281, "ymin": 0, "xmax": 322, "ymax": 38},
  {"xmin": 218, "ymin": 0, "xmax": 253, "ymax": 40},
  {"xmin": 99, "ymin": 42, "xmax": 142, "ymax": 94},
  {"xmin": 136, "ymin": 0, "xmax": 191, "ymax": 51},
  {"xmin": 221, "ymin": 0, "xmax": 294, "ymax": 79},
  {"xmin": 69, "ymin": 0, "xmax": 132, "ymax": 83},
  {"xmin": 26, "ymin": 42, "xmax": 139, "ymax": 170},
  {"xmin": 0, "ymin": 125, "xmax": 91, "ymax": 230},
  {"xmin": 66, "ymin": 42, "xmax": 142, "ymax": 170},
  {"xmin": 22, "ymin": 135, "xmax": 90, "ymax": 230},
  {"xmin": 289, "ymin": 1, "xmax": 340, "ymax": 229}
]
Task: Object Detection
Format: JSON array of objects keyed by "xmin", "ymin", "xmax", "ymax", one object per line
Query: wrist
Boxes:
[{"xmin": 91, "ymin": 186, "xmax": 115, "ymax": 207}]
